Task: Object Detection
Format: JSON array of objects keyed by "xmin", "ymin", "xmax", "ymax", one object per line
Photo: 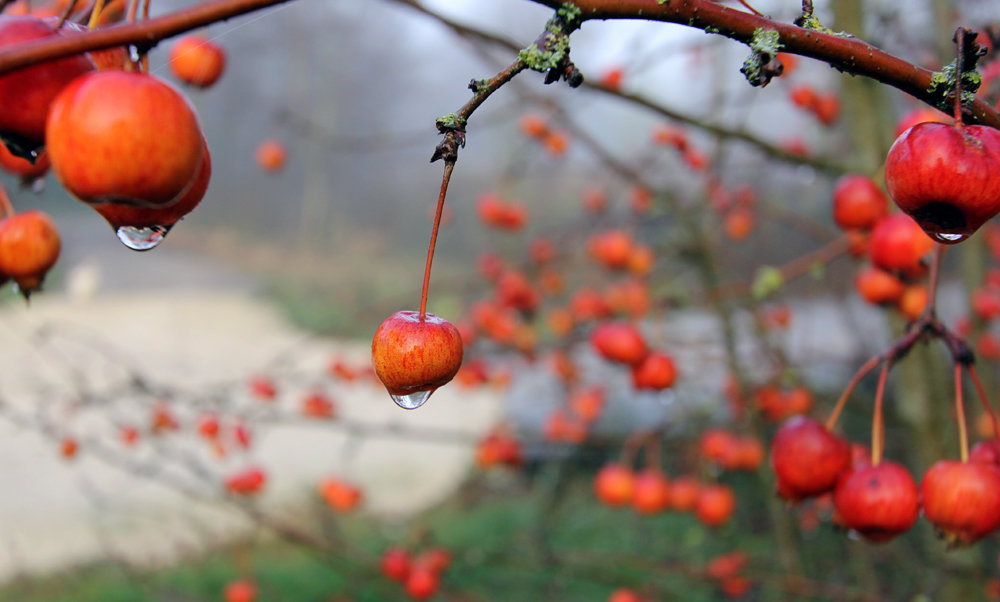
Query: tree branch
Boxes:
[
  {"xmin": 0, "ymin": 0, "xmax": 298, "ymax": 73},
  {"xmin": 526, "ymin": 0, "xmax": 1000, "ymax": 128}
]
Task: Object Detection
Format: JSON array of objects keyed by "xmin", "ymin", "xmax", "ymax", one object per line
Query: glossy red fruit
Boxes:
[
  {"xmin": 380, "ymin": 547, "xmax": 412, "ymax": 582},
  {"xmin": 631, "ymin": 350, "xmax": 677, "ymax": 390},
  {"xmin": 922, "ymin": 459, "xmax": 1000, "ymax": 546},
  {"xmin": 225, "ymin": 466, "xmax": 267, "ymax": 495},
  {"xmin": 255, "ymin": 139, "xmax": 287, "ymax": 172},
  {"xmin": 770, "ymin": 416, "xmax": 851, "ymax": 501},
  {"xmin": 0, "ymin": 209, "xmax": 60, "ymax": 296},
  {"xmin": 632, "ymin": 469, "xmax": 671, "ymax": 514},
  {"xmin": 588, "ymin": 229, "xmax": 633, "ymax": 269},
  {"xmin": 669, "ymin": 475, "xmax": 701, "ymax": 512},
  {"xmin": 833, "ymin": 460, "xmax": 919, "ymax": 542},
  {"xmin": 970, "ymin": 439, "xmax": 1000, "ymax": 466},
  {"xmin": 0, "ymin": 144, "xmax": 48, "ymax": 180},
  {"xmin": 169, "ymin": 34, "xmax": 226, "ymax": 88},
  {"xmin": 46, "ymin": 70, "xmax": 204, "ymax": 207},
  {"xmin": 223, "ymin": 579, "xmax": 257, "ymax": 602},
  {"xmin": 594, "ymin": 463, "xmax": 636, "ymax": 507},
  {"xmin": 854, "ymin": 265, "xmax": 905, "ymax": 305},
  {"xmin": 0, "ymin": 16, "xmax": 95, "ymax": 151},
  {"xmin": 868, "ymin": 213, "xmax": 935, "ymax": 275},
  {"xmin": 591, "ymin": 321, "xmax": 647, "ymax": 365},
  {"xmin": 371, "ymin": 311, "xmax": 464, "ymax": 409},
  {"xmin": 885, "ymin": 122, "xmax": 1000, "ymax": 243},
  {"xmin": 833, "ymin": 174, "xmax": 889, "ymax": 230}
]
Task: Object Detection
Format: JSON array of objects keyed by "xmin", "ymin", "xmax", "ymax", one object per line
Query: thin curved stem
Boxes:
[
  {"xmin": 419, "ymin": 161, "xmax": 454, "ymax": 319},
  {"xmin": 967, "ymin": 364, "xmax": 1000, "ymax": 440},
  {"xmin": 826, "ymin": 355, "xmax": 881, "ymax": 431},
  {"xmin": 955, "ymin": 363, "xmax": 969, "ymax": 462},
  {"xmin": 871, "ymin": 360, "xmax": 890, "ymax": 466}
]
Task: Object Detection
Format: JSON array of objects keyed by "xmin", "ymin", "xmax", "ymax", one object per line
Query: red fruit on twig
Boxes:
[
  {"xmin": 833, "ymin": 460, "xmax": 919, "ymax": 542},
  {"xmin": 770, "ymin": 416, "xmax": 851, "ymax": 501},
  {"xmin": 371, "ymin": 310, "xmax": 463, "ymax": 409},
  {"xmin": 922, "ymin": 459, "xmax": 1000, "ymax": 546},
  {"xmin": 885, "ymin": 122, "xmax": 1000, "ymax": 244}
]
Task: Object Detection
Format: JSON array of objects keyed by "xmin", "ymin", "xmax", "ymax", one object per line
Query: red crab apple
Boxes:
[
  {"xmin": 770, "ymin": 416, "xmax": 851, "ymax": 501},
  {"xmin": 380, "ymin": 547, "xmax": 412, "ymax": 582},
  {"xmin": 868, "ymin": 213, "xmax": 935, "ymax": 275},
  {"xmin": 0, "ymin": 209, "xmax": 60, "ymax": 297},
  {"xmin": 0, "ymin": 15, "xmax": 95, "ymax": 152},
  {"xmin": 223, "ymin": 579, "xmax": 257, "ymax": 602},
  {"xmin": 833, "ymin": 460, "xmax": 919, "ymax": 542},
  {"xmin": 832, "ymin": 174, "xmax": 888, "ymax": 230},
  {"xmin": 89, "ymin": 138, "xmax": 211, "ymax": 251},
  {"xmin": 921, "ymin": 459, "xmax": 1000, "ymax": 546},
  {"xmin": 885, "ymin": 122, "xmax": 1000, "ymax": 243},
  {"xmin": 594, "ymin": 463, "xmax": 636, "ymax": 507},
  {"xmin": 591, "ymin": 321, "xmax": 647, "ymax": 365},
  {"xmin": 371, "ymin": 310, "xmax": 463, "ymax": 409},
  {"xmin": 46, "ymin": 70, "xmax": 205, "ymax": 207},
  {"xmin": 631, "ymin": 350, "xmax": 678, "ymax": 390}
]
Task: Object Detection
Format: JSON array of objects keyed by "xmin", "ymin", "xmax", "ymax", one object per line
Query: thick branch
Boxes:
[
  {"xmin": 528, "ymin": 0, "xmax": 1000, "ymax": 128},
  {"xmin": 0, "ymin": 0, "xmax": 298, "ymax": 73}
]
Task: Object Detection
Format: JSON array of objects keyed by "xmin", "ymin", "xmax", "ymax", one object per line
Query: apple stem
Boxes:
[
  {"xmin": 419, "ymin": 160, "xmax": 454, "ymax": 320},
  {"xmin": 825, "ymin": 354, "xmax": 880, "ymax": 432},
  {"xmin": 955, "ymin": 363, "xmax": 970, "ymax": 463},
  {"xmin": 0, "ymin": 184, "xmax": 14, "ymax": 220},
  {"xmin": 952, "ymin": 27, "xmax": 968, "ymax": 126},
  {"xmin": 967, "ymin": 364, "xmax": 1000, "ymax": 441},
  {"xmin": 55, "ymin": 0, "xmax": 80, "ymax": 29},
  {"xmin": 88, "ymin": 0, "xmax": 108, "ymax": 29},
  {"xmin": 870, "ymin": 360, "xmax": 890, "ymax": 466}
]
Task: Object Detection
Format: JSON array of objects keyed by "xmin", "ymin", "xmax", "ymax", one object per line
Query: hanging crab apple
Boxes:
[
  {"xmin": 0, "ymin": 15, "xmax": 95, "ymax": 153},
  {"xmin": 371, "ymin": 310, "xmax": 463, "ymax": 409},
  {"xmin": 169, "ymin": 34, "xmax": 226, "ymax": 88},
  {"xmin": 632, "ymin": 469, "xmax": 671, "ymax": 514},
  {"xmin": 868, "ymin": 213, "xmax": 934, "ymax": 275},
  {"xmin": 255, "ymin": 139, "xmax": 287, "ymax": 172},
  {"xmin": 0, "ymin": 209, "xmax": 60, "ymax": 297},
  {"xmin": 770, "ymin": 416, "xmax": 851, "ymax": 501},
  {"xmin": 594, "ymin": 463, "xmax": 636, "ymax": 507},
  {"xmin": 921, "ymin": 459, "xmax": 1000, "ymax": 546},
  {"xmin": 223, "ymin": 579, "xmax": 257, "ymax": 602},
  {"xmin": 631, "ymin": 351, "xmax": 678, "ymax": 390},
  {"xmin": 46, "ymin": 70, "xmax": 205, "ymax": 207},
  {"xmin": 89, "ymin": 138, "xmax": 211, "ymax": 251},
  {"xmin": 885, "ymin": 122, "xmax": 1000, "ymax": 243},
  {"xmin": 833, "ymin": 460, "xmax": 919, "ymax": 542},
  {"xmin": 318, "ymin": 477, "xmax": 362, "ymax": 512},
  {"xmin": 381, "ymin": 547, "xmax": 412, "ymax": 582}
]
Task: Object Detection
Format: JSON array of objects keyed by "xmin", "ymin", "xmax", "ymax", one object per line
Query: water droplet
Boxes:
[
  {"xmin": 390, "ymin": 389, "xmax": 433, "ymax": 410},
  {"xmin": 929, "ymin": 231, "xmax": 966, "ymax": 244},
  {"xmin": 115, "ymin": 225, "xmax": 171, "ymax": 251}
]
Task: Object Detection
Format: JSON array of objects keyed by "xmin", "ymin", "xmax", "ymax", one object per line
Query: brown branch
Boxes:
[
  {"xmin": 526, "ymin": 0, "xmax": 1000, "ymax": 128},
  {"xmin": 0, "ymin": 0, "xmax": 298, "ymax": 74}
]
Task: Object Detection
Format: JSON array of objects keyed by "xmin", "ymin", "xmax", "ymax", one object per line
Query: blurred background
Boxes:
[{"xmin": 1, "ymin": 0, "xmax": 1000, "ymax": 600}]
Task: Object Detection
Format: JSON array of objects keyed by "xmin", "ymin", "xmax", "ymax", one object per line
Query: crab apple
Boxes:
[
  {"xmin": 169, "ymin": 34, "xmax": 226, "ymax": 88},
  {"xmin": 380, "ymin": 547, "xmax": 412, "ymax": 582},
  {"xmin": 885, "ymin": 122, "xmax": 1000, "ymax": 243},
  {"xmin": 0, "ymin": 16, "xmax": 95, "ymax": 152},
  {"xmin": 854, "ymin": 265, "xmax": 905, "ymax": 305},
  {"xmin": 46, "ymin": 70, "xmax": 205, "ymax": 207},
  {"xmin": 589, "ymin": 229, "xmax": 634, "ymax": 269},
  {"xmin": 255, "ymin": 139, "xmax": 287, "ymax": 172},
  {"xmin": 223, "ymin": 579, "xmax": 257, "ymax": 602},
  {"xmin": 868, "ymin": 213, "xmax": 934, "ymax": 275},
  {"xmin": 318, "ymin": 477, "xmax": 362, "ymax": 512},
  {"xmin": 371, "ymin": 310, "xmax": 463, "ymax": 409},
  {"xmin": 594, "ymin": 463, "xmax": 636, "ymax": 507},
  {"xmin": 695, "ymin": 483, "xmax": 736, "ymax": 527},
  {"xmin": 770, "ymin": 416, "xmax": 851, "ymax": 501},
  {"xmin": 591, "ymin": 321, "xmax": 647, "ymax": 365},
  {"xmin": 706, "ymin": 551, "xmax": 748, "ymax": 581},
  {"xmin": 404, "ymin": 564, "xmax": 440, "ymax": 600},
  {"xmin": 632, "ymin": 469, "xmax": 671, "ymax": 514},
  {"xmin": 0, "ymin": 209, "xmax": 60, "ymax": 296},
  {"xmin": 970, "ymin": 439, "xmax": 1000, "ymax": 466},
  {"xmin": 630, "ymin": 350, "xmax": 677, "ymax": 390},
  {"xmin": 832, "ymin": 174, "xmax": 889, "ymax": 230},
  {"xmin": 833, "ymin": 460, "xmax": 919, "ymax": 542},
  {"xmin": 608, "ymin": 589, "xmax": 643, "ymax": 602},
  {"xmin": 301, "ymin": 390, "xmax": 336, "ymax": 419},
  {"xmin": 921, "ymin": 459, "xmax": 1000, "ymax": 546},
  {"xmin": 226, "ymin": 466, "xmax": 266, "ymax": 495},
  {"xmin": 894, "ymin": 107, "xmax": 950, "ymax": 139}
]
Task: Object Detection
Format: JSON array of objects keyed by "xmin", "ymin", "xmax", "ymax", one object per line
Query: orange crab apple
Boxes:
[
  {"xmin": 591, "ymin": 321, "xmax": 647, "ymax": 365},
  {"xmin": 46, "ymin": 70, "xmax": 204, "ymax": 207},
  {"xmin": 223, "ymin": 579, "xmax": 257, "ymax": 602},
  {"xmin": 0, "ymin": 209, "xmax": 60, "ymax": 296},
  {"xmin": 0, "ymin": 15, "xmax": 95, "ymax": 152},
  {"xmin": 169, "ymin": 34, "xmax": 226, "ymax": 88},
  {"xmin": 371, "ymin": 310, "xmax": 463, "ymax": 409},
  {"xmin": 255, "ymin": 139, "xmax": 287, "ymax": 172}
]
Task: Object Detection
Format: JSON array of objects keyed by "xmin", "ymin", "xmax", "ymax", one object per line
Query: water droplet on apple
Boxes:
[
  {"xmin": 929, "ymin": 231, "xmax": 966, "ymax": 244},
  {"xmin": 390, "ymin": 389, "xmax": 433, "ymax": 410},
  {"xmin": 116, "ymin": 225, "xmax": 171, "ymax": 251}
]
